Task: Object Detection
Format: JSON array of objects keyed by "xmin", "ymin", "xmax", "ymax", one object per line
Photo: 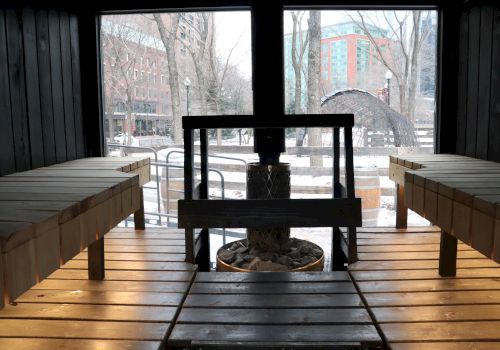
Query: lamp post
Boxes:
[
  {"xmin": 184, "ymin": 76, "xmax": 191, "ymax": 116},
  {"xmin": 385, "ymin": 70, "xmax": 392, "ymax": 106}
]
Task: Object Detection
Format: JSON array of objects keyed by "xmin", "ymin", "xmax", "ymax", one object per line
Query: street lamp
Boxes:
[
  {"xmin": 385, "ymin": 70, "xmax": 392, "ymax": 106},
  {"xmin": 184, "ymin": 76, "xmax": 191, "ymax": 116}
]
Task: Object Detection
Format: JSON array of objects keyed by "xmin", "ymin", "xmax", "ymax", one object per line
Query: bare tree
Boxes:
[
  {"xmin": 352, "ymin": 10, "xmax": 433, "ymax": 122},
  {"xmin": 290, "ymin": 11, "xmax": 309, "ymax": 146},
  {"xmin": 306, "ymin": 11, "xmax": 323, "ymax": 167},
  {"xmin": 153, "ymin": 13, "xmax": 183, "ymax": 144},
  {"xmin": 178, "ymin": 13, "xmax": 210, "ymax": 116},
  {"xmin": 290, "ymin": 11, "xmax": 309, "ymax": 114}
]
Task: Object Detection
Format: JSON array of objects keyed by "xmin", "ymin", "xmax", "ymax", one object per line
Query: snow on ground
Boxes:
[{"xmin": 118, "ymin": 147, "xmax": 430, "ymax": 230}]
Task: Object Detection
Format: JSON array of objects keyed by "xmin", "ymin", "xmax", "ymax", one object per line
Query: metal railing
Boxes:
[
  {"xmin": 107, "ymin": 143, "xmax": 161, "ymax": 220},
  {"xmin": 106, "ymin": 143, "xmax": 247, "ymax": 244},
  {"xmin": 163, "ymin": 149, "xmax": 247, "ymax": 245}
]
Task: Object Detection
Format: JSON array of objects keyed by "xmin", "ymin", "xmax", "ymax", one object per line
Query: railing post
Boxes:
[
  {"xmin": 344, "ymin": 126, "xmax": 358, "ymax": 264},
  {"xmin": 184, "ymin": 127, "xmax": 195, "ymax": 264},
  {"xmin": 197, "ymin": 129, "xmax": 210, "ymax": 270}
]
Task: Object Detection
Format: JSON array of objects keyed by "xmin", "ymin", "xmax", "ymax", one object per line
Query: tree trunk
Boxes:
[
  {"xmin": 154, "ymin": 14, "xmax": 182, "ymax": 144},
  {"xmin": 106, "ymin": 99, "xmax": 115, "ymax": 143},
  {"xmin": 407, "ymin": 11, "xmax": 422, "ymax": 123},
  {"xmin": 125, "ymin": 90, "xmax": 133, "ymax": 147},
  {"xmin": 306, "ymin": 11, "xmax": 323, "ymax": 167}
]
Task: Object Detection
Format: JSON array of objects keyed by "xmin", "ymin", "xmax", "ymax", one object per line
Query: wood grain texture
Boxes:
[
  {"xmin": 350, "ymin": 226, "xmax": 500, "ymax": 348},
  {"xmin": 179, "ymin": 198, "xmax": 362, "ymax": 229},
  {"xmin": 0, "ymin": 339, "xmax": 161, "ymax": 350}
]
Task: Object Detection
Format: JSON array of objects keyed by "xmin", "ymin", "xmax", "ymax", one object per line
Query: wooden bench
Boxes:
[
  {"xmin": 389, "ymin": 154, "xmax": 500, "ymax": 276},
  {"xmin": 169, "ymin": 271, "xmax": 383, "ymax": 349},
  {"xmin": 0, "ymin": 157, "xmax": 150, "ymax": 307}
]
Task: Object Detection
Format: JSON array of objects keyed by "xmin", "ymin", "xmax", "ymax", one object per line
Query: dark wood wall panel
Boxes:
[
  {"xmin": 0, "ymin": 10, "xmax": 16, "ymax": 175},
  {"xmin": 48, "ymin": 10, "xmax": 67, "ymax": 163},
  {"xmin": 488, "ymin": 8, "xmax": 500, "ymax": 162},
  {"xmin": 456, "ymin": 4, "xmax": 500, "ymax": 162},
  {"xmin": 455, "ymin": 10, "xmax": 469, "ymax": 155},
  {"xmin": 476, "ymin": 6, "xmax": 494, "ymax": 160},
  {"xmin": 22, "ymin": 8, "xmax": 44, "ymax": 169},
  {"xmin": 464, "ymin": 6, "xmax": 480, "ymax": 157},
  {"xmin": 0, "ymin": 7, "xmax": 86, "ymax": 175},
  {"xmin": 60, "ymin": 12, "xmax": 76, "ymax": 160},
  {"xmin": 35, "ymin": 9, "xmax": 57, "ymax": 165},
  {"xmin": 6, "ymin": 8, "xmax": 30, "ymax": 171},
  {"xmin": 70, "ymin": 14, "xmax": 85, "ymax": 159}
]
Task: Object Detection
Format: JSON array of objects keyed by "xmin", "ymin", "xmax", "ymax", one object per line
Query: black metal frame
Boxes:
[{"xmin": 179, "ymin": 113, "xmax": 361, "ymax": 271}]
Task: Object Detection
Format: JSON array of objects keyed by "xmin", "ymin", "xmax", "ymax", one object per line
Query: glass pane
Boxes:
[
  {"xmin": 100, "ymin": 11, "xmax": 253, "ymax": 230},
  {"xmin": 284, "ymin": 10, "xmax": 438, "ymax": 227}
]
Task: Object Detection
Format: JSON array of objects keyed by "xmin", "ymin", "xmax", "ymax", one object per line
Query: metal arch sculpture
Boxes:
[{"xmin": 321, "ymin": 89, "xmax": 418, "ymax": 147}]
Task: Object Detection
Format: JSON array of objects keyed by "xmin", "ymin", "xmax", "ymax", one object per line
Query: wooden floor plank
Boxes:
[
  {"xmin": 350, "ymin": 259, "xmax": 499, "ymax": 271},
  {"xmin": 0, "ymin": 339, "xmax": 161, "ymax": 350},
  {"xmin": 358, "ymin": 250, "xmax": 485, "ymax": 261},
  {"xmin": 177, "ymin": 308, "xmax": 373, "ymax": 325},
  {"xmin": 194, "ymin": 271, "xmax": 351, "ymax": 282},
  {"xmin": 104, "ymin": 238, "xmax": 186, "ymax": 246},
  {"xmin": 373, "ymin": 305, "xmax": 500, "ymax": 323},
  {"xmin": 352, "ymin": 268, "xmax": 500, "ymax": 280},
  {"xmin": 358, "ymin": 244, "xmax": 473, "ymax": 253},
  {"xmin": 74, "ymin": 252, "xmax": 186, "ymax": 262},
  {"xmin": 31, "ymin": 279, "xmax": 190, "ymax": 293},
  {"xmin": 169, "ymin": 324, "xmax": 381, "ymax": 348},
  {"xmin": 365, "ymin": 290, "xmax": 500, "ymax": 306},
  {"xmin": 17, "ymin": 289, "xmax": 185, "ymax": 306},
  {"xmin": 0, "ymin": 319, "xmax": 169, "ymax": 340},
  {"xmin": 358, "ymin": 278, "xmax": 500, "ymax": 293},
  {"xmin": 391, "ymin": 342, "xmax": 500, "ymax": 350},
  {"xmin": 189, "ymin": 282, "xmax": 357, "ymax": 294},
  {"xmin": 61, "ymin": 260, "xmax": 195, "ymax": 271},
  {"xmin": 0, "ymin": 303, "xmax": 177, "ymax": 322},
  {"xmin": 381, "ymin": 321, "xmax": 500, "ymax": 342},
  {"xmin": 47, "ymin": 269, "xmax": 194, "ymax": 282},
  {"xmin": 183, "ymin": 293, "xmax": 363, "ymax": 309},
  {"xmin": 85, "ymin": 245, "xmax": 185, "ymax": 253}
]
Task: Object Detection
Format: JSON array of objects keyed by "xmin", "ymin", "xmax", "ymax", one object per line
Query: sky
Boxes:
[
  {"xmin": 206, "ymin": 10, "xmax": 436, "ymax": 80},
  {"xmin": 215, "ymin": 10, "xmax": 380, "ymax": 79},
  {"xmin": 215, "ymin": 11, "xmax": 252, "ymax": 79}
]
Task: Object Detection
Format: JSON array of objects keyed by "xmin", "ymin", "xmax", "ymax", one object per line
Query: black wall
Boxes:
[
  {"xmin": 0, "ymin": 8, "xmax": 85, "ymax": 175},
  {"xmin": 455, "ymin": 4, "xmax": 500, "ymax": 161}
]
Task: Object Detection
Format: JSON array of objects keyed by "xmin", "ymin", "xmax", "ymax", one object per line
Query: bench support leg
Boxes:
[
  {"xmin": 134, "ymin": 187, "xmax": 145, "ymax": 230},
  {"xmin": 331, "ymin": 228, "xmax": 347, "ymax": 270},
  {"xmin": 185, "ymin": 228, "xmax": 195, "ymax": 264},
  {"xmin": 88, "ymin": 237, "xmax": 105, "ymax": 280},
  {"xmin": 396, "ymin": 184, "xmax": 408, "ymax": 229},
  {"xmin": 439, "ymin": 230, "xmax": 457, "ymax": 277},
  {"xmin": 196, "ymin": 228, "xmax": 211, "ymax": 272}
]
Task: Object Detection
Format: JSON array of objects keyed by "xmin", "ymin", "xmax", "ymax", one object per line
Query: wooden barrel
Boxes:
[
  {"xmin": 354, "ymin": 167, "xmax": 381, "ymax": 210},
  {"xmin": 342, "ymin": 166, "xmax": 381, "ymax": 226}
]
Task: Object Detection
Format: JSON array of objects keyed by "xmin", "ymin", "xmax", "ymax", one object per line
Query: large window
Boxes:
[
  {"xmin": 100, "ymin": 11, "xmax": 253, "ymax": 232},
  {"xmin": 101, "ymin": 11, "xmax": 252, "ymax": 144},
  {"xmin": 284, "ymin": 9, "xmax": 438, "ymax": 227}
]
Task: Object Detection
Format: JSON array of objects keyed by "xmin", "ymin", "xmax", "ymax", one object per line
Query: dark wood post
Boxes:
[
  {"xmin": 184, "ymin": 126, "xmax": 195, "ymax": 264},
  {"xmin": 332, "ymin": 127, "xmax": 346, "ymax": 270},
  {"xmin": 197, "ymin": 128, "xmax": 210, "ymax": 271},
  {"xmin": 396, "ymin": 184, "xmax": 408, "ymax": 228},
  {"xmin": 344, "ymin": 126, "xmax": 358, "ymax": 264},
  {"xmin": 439, "ymin": 230, "xmax": 457, "ymax": 276},
  {"xmin": 133, "ymin": 187, "xmax": 145, "ymax": 229},
  {"xmin": 88, "ymin": 237, "xmax": 105, "ymax": 280}
]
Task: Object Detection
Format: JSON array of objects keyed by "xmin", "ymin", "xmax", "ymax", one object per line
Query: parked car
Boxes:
[{"xmin": 113, "ymin": 133, "xmax": 140, "ymax": 146}]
